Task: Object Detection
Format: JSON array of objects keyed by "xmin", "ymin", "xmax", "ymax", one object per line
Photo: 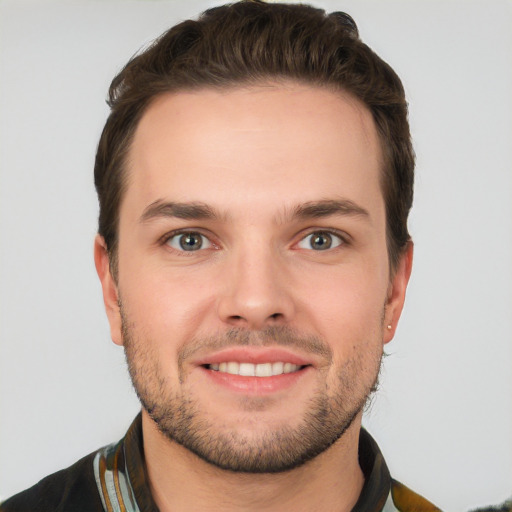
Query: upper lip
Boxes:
[{"xmin": 193, "ymin": 347, "xmax": 316, "ymax": 367}]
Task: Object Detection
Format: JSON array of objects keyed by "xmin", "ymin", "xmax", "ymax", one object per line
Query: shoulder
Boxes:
[
  {"xmin": 388, "ymin": 479, "xmax": 442, "ymax": 511},
  {"xmin": 0, "ymin": 451, "xmax": 104, "ymax": 512}
]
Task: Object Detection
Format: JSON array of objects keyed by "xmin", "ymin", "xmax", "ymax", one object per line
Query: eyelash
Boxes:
[
  {"xmin": 296, "ymin": 230, "xmax": 348, "ymax": 251},
  {"xmin": 159, "ymin": 229, "xmax": 216, "ymax": 254},
  {"xmin": 159, "ymin": 228, "xmax": 350, "ymax": 254}
]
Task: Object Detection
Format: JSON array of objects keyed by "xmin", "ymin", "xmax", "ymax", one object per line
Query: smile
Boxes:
[{"xmin": 207, "ymin": 362, "xmax": 304, "ymax": 377}]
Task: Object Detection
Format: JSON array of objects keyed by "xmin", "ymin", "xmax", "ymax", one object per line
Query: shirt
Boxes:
[{"xmin": 0, "ymin": 414, "xmax": 441, "ymax": 511}]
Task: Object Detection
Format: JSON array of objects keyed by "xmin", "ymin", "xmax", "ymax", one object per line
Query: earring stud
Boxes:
[{"xmin": 387, "ymin": 324, "xmax": 392, "ymax": 330}]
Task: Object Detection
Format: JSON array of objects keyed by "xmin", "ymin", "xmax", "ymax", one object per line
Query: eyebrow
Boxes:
[
  {"xmin": 289, "ymin": 199, "xmax": 370, "ymax": 221},
  {"xmin": 139, "ymin": 198, "xmax": 369, "ymax": 224},
  {"xmin": 140, "ymin": 200, "xmax": 221, "ymax": 223}
]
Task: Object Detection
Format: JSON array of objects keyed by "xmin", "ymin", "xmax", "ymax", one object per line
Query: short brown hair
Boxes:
[{"xmin": 94, "ymin": 0, "xmax": 414, "ymax": 274}]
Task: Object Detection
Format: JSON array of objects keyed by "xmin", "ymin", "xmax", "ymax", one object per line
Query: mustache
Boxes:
[{"xmin": 178, "ymin": 326, "xmax": 333, "ymax": 367}]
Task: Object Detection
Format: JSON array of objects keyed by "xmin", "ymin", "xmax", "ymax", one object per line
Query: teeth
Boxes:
[
  {"xmin": 227, "ymin": 361, "xmax": 239, "ymax": 374},
  {"xmin": 208, "ymin": 361, "xmax": 301, "ymax": 376},
  {"xmin": 255, "ymin": 363, "xmax": 272, "ymax": 377},
  {"xmin": 283, "ymin": 362, "xmax": 294, "ymax": 373},
  {"xmin": 272, "ymin": 362, "xmax": 284, "ymax": 375}
]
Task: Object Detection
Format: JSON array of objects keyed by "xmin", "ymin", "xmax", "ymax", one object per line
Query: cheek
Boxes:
[
  {"xmin": 301, "ymin": 266, "xmax": 387, "ymax": 326},
  {"xmin": 295, "ymin": 263, "xmax": 387, "ymax": 351},
  {"xmin": 118, "ymin": 263, "xmax": 217, "ymax": 352}
]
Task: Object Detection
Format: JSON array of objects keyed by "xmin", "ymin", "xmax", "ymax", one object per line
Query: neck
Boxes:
[{"xmin": 142, "ymin": 411, "xmax": 365, "ymax": 512}]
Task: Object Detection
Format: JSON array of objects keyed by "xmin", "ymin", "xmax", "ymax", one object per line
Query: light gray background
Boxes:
[{"xmin": 1, "ymin": 1, "xmax": 511, "ymax": 510}]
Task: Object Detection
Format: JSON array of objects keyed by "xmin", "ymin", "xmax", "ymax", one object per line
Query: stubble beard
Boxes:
[{"xmin": 122, "ymin": 312, "xmax": 382, "ymax": 474}]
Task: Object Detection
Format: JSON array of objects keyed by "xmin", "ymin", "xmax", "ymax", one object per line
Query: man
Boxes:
[{"xmin": 1, "ymin": 1, "xmax": 438, "ymax": 510}]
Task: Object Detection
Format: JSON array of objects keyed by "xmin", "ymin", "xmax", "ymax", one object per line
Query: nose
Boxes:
[{"xmin": 216, "ymin": 244, "xmax": 296, "ymax": 330}]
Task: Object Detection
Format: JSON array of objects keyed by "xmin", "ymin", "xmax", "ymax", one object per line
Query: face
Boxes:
[{"xmin": 95, "ymin": 83, "xmax": 412, "ymax": 473}]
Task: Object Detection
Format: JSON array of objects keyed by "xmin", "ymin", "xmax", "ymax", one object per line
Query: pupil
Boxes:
[
  {"xmin": 312, "ymin": 233, "xmax": 331, "ymax": 250},
  {"xmin": 180, "ymin": 233, "xmax": 202, "ymax": 251}
]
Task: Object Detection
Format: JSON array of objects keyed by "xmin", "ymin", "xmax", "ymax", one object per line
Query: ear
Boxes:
[
  {"xmin": 383, "ymin": 242, "xmax": 413, "ymax": 344},
  {"xmin": 94, "ymin": 235, "xmax": 123, "ymax": 346}
]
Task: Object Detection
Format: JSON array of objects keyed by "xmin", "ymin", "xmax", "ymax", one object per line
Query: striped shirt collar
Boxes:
[{"xmin": 94, "ymin": 414, "xmax": 394, "ymax": 512}]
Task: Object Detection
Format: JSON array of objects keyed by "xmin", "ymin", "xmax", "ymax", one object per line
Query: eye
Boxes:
[
  {"xmin": 166, "ymin": 232, "xmax": 212, "ymax": 252},
  {"xmin": 297, "ymin": 231, "xmax": 344, "ymax": 251}
]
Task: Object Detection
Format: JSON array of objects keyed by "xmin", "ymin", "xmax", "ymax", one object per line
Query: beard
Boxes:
[{"xmin": 122, "ymin": 310, "xmax": 382, "ymax": 474}]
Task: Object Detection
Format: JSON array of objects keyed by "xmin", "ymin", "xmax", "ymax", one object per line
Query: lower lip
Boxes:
[{"xmin": 200, "ymin": 366, "xmax": 312, "ymax": 395}]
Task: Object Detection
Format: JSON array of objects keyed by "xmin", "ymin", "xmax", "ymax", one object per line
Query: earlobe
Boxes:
[
  {"xmin": 94, "ymin": 235, "xmax": 123, "ymax": 346},
  {"xmin": 383, "ymin": 242, "xmax": 413, "ymax": 344}
]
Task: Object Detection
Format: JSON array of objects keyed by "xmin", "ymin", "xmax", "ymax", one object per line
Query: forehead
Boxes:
[{"xmin": 123, "ymin": 83, "xmax": 383, "ymax": 221}]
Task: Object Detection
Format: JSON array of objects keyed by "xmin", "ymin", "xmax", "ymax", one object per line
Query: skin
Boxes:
[{"xmin": 95, "ymin": 82, "xmax": 413, "ymax": 512}]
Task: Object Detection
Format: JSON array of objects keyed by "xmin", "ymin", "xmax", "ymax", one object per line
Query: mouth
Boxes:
[
  {"xmin": 195, "ymin": 348, "xmax": 314, "ymax": 395},
  {"xmin": 205, "ymin": 361, "xmax": 307, "ymax": 377}
]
